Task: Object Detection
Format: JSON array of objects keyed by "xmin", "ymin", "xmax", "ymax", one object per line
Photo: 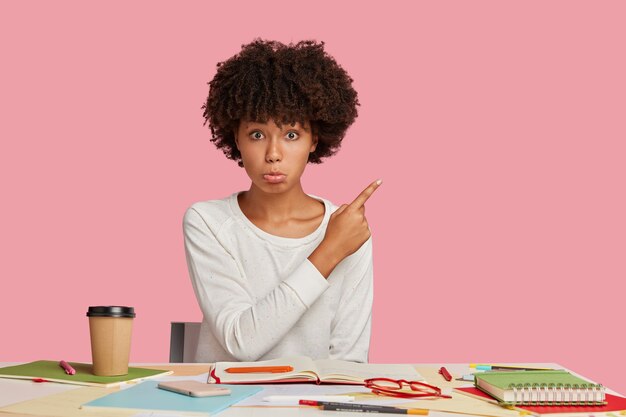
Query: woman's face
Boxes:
[{"xmin": 235, "ymin": 118, "xmax": 317, "ymax": 194}]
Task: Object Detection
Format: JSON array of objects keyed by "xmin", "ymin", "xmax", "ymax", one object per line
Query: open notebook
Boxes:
[{"xmin": 209, "ymin": 355, "xmax": 424, "ymax": 385}]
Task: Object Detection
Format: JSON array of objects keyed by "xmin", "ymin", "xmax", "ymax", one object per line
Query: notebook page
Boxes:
[
  {"xmin": 211, "ymin": 355, "xmax": 318, "ymax": 383},
  {"xmin": 315, "ymin": 360, "xmax": 424, "ymax": 383}
]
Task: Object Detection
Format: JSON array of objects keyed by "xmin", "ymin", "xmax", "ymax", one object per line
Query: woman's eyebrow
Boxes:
[
  {"xmin": 245, "ymin": 122, "xmax": 308, "ymax": 131},
  {"xmin": 285, "ymin": 122, "xmax": 309, "ymax": 131},
  {"xmin": 244, "ymin": 124, "xmax": 266, "ymax": 131}
]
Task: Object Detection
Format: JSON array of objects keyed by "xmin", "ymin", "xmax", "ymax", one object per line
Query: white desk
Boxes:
[{"xmin": 0, "ymin": 362, "xmax": 619, "ymax": 417}]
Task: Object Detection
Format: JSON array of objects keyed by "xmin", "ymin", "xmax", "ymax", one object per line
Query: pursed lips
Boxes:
[{"xmin": 263, "ymin": 172, "xmax": 287, "ymax": 183}]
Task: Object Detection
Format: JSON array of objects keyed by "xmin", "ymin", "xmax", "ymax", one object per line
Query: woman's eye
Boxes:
[
  {"xmin": 286, "ymin": 132, "xmax": 299, "ymax": 140},
  {"xmin": 250, "ymin": 131, "xmax": 264, "ymax": 140}
]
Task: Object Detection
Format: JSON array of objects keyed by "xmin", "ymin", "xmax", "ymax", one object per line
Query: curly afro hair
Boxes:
[{"xmin": 202, "ymin": 38, "xmax": 360, "ymax": 167}]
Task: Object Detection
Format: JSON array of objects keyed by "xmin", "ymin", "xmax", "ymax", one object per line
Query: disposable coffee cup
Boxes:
[{"xmin": 86, "ymin": 306, "xmax": 135, "ymax": 376}]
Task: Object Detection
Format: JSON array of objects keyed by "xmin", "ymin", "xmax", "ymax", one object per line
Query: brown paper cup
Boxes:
[{"xmin": 87, "ymin": 306, "xmax": 135, "ymax": 376}]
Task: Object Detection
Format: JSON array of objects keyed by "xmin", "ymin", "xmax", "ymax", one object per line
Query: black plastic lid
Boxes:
[{"xmin": 86, "ymin": 306, "xmax": 136, "ymax": 318}]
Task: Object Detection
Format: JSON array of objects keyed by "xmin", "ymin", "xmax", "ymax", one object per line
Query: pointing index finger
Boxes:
[{"xmin": 349, "ymin": 179, "xmax": 382, "ymax": 209}]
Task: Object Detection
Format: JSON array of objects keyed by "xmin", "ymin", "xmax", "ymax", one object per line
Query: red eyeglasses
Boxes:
[{"xmin": 364, "ymin": 378, "xmax": 452, "ymax": 399}]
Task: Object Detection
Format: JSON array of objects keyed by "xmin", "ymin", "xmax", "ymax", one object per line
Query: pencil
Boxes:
[
  {"xmin": 471, "ymin": 364, "xmax": 554, "ymax": 371},
  {"xmin": 300, "ymin": 400, "xmax": 429, "ymax": 415},
  {"xmin": 224, "ymin": 365, "xmax": 293, "ymax": 373}
]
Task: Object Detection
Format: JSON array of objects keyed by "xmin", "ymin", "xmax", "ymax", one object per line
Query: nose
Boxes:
[{"xmin": 265, "ymin": 137, "xmax": 282, "ymax": 163}]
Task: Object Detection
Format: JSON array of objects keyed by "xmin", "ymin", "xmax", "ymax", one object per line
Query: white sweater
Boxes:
[{"xmin": 183, "ymin": 192, "xmax": 373, "ymax": 363}]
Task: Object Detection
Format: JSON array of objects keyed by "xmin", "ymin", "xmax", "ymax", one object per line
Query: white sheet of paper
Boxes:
[
  {"xmin": 0, "ymin": 378, "xmax": 81, "ymax": 407},
  {"xmin": 151, "ymin": 372, "xmax": 210, "ymax": 383},
  {"xmin": 234, "ymin": 384, "xmax": 420, "ymax": 406}
]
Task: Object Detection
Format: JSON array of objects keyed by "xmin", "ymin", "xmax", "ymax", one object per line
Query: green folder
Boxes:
[
  {"xmin": 475, "ymin": 370, "xmax": 606, "ymax": 405},
  {"xmin": 0, "ymin": 360, "xmax": 172, "ymax": 387}
]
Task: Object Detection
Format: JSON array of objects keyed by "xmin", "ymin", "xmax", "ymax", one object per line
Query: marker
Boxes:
[
  {"xmin": 455, "ymin": 374, "xmax": 476, "ymax": 382},
  {"xmin": 439, "ymin": 367, "xmax": 452, "ymax": 381},
  {"xmin": 470, "ymin": 364, "xmax": 554, "ymax": 371},
  {"xmin": 263, "ymin": 395, "xmax": 354, "ymax": 402},
  {"xmin": 59, "ymin": 360, "xmax": 76, "ymax": 375},
  {"xmin": 224, "ymin": 365, "xmax": 293, "ymax": 373},
  {"xmin": 300, "ymin": 400, "xmax": 429, "ymax": 415}
]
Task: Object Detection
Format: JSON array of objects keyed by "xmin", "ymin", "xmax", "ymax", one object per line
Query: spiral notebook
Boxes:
[
  {"xmin": 474, "ymin": 370, "xmax": 606, "ymax": 406},
  {"xmin": 455, "ymin": 387, "xmax": 626, "ymax": 417}
]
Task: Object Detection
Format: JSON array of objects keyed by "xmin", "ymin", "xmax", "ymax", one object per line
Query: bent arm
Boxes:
[
  {"xmin": 329, "ymin": 237, "xmax": 374, "ymax": 363},
  {"xmin": 183, "ymin": 208, "xmax": 329, "ymax": 361}
]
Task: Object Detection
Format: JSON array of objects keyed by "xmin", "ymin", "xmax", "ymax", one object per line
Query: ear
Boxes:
[
  {"xmin": 310, "ymin": 135, "xmax": 318, "ymax": 153},
  {"xmin": 233, "ymin": 129, "xmax": 240, "ymax": 150}
]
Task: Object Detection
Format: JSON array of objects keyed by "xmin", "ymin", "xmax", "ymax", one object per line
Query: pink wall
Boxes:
[{"xmin": 1, "ymin": 1, "xmax": 625, "ymax": 394}]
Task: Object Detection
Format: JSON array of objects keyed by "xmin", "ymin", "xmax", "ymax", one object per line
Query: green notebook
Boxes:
[
  {"xmin": 0, "ymin": 360, "xmax": 172, "ymax": 387},
  {"xmin": 475, "ymin": 370, "xmax": 606, "ymax": 406}
]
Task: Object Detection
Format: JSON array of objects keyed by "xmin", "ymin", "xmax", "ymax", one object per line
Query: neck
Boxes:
[{"xmin": 240, "ymin": 182, "xmax": 310, "ymax": 222}]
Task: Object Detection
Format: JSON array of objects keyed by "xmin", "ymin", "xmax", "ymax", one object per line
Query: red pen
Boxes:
[
  {"xmin": 59, "ymin": 360, "xmax": 76, "ymax": 375},
  {"xmin": 438, "ymin": 366, "xmax": 452, "ymax": 381}
]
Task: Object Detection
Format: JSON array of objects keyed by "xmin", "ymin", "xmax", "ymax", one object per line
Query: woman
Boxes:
[{"xmin": 183, "ymin": 39, "xmax": 381, "ymax": 363}]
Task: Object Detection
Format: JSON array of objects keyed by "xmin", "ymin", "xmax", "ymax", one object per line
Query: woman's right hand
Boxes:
[{"xmin": 308, "ymin": 179, "xmax": 382, "ymax": 278}]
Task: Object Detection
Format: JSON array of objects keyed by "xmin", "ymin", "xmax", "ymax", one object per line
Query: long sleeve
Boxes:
[
  {"xmin": 328, "ymin": 236, "xmax": 374, "ymax": 363},
  {"xmin": 183, "ymin": 207, "xmax": 330, "ymax": 362}
]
